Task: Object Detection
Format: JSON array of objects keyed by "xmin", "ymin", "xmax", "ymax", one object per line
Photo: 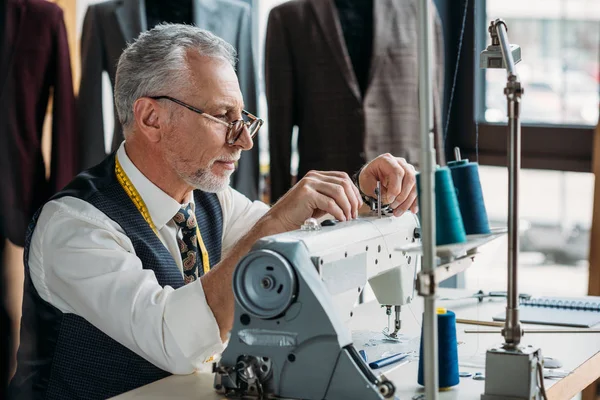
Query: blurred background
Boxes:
[{"xmin": 1, "ymin": 0, "xmax": 599, "ymax": 398}]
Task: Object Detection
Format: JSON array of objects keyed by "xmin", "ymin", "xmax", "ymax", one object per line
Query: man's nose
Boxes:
[{"xmin": 233, "ymin": 125, "xmax": 254, "ymax": 151}]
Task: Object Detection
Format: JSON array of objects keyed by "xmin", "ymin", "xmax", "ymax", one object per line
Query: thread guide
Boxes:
[
  {"xmin": 395, "ymin": 228, "xmax": 506, "ymax": 293},
  {"xmin": 395, "ymin": 227, "xmax": 506, "ymax": 259}
]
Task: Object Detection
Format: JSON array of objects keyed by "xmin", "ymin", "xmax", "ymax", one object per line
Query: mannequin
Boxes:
[
  {"xmin": 78, "ymin": 0, "xmax": 260, "ymax": 199},
  {"xmin": 266, "ymin": 0, "xmax": 445, "ymax": 202},
  {"xmin": 1, "ymin": 0, "xmax": 77, "ymax": 381}
]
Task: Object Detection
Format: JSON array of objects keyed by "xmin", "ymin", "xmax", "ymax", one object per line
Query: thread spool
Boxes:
[
  {"xmin": 416, "ymin": 167, "xmax": 467, "ymax": 245},
  {"xmin": 447, "ymin": 148, "xmax": 490, "ymax": 235},
  {"xmin": 417, "ymin": 308, "xmax": 460, "ymax": 389}
]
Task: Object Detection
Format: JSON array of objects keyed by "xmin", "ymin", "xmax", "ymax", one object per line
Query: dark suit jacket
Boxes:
[
  {"xmin": 0, "ymin": 0, "xmax": 77, "ymax": 246},
  {"xmin": 78, "ymin": 0, "xmax": 260, "ymax": 199},
  {"xmin": 266, "ymin": 0, "xmax": 445, "ymax": 201}
]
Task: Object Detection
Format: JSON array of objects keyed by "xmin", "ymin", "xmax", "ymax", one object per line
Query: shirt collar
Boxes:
[{"xmin": 116, "ymin": 142, "xmax": 194, "ymax": 230}]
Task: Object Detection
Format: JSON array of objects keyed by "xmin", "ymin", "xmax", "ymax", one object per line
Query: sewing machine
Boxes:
[{"xmin": 213, "ymin": 211, "xmax": 421, "ymax": 399}]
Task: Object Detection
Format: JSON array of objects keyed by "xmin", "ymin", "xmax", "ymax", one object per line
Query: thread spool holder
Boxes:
[{"xmin": 398, "ymin": 227, "xmax": 507, "ymax": 297}]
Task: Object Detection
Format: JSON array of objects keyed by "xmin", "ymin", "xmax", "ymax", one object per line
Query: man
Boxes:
[{"xmin": 9, "ymin": 24, "xmax": 418, "ymax": 399}]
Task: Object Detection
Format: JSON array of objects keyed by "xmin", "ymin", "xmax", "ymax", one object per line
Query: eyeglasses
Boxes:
[{"xmin": 149, "ymin": 95, "xmax": 264, "ymax": 145}]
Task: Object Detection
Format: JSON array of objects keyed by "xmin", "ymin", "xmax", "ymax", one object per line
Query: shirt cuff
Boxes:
[{"xmin": 163, "ymin": 279, "xmax": 223, "ymax": 364}]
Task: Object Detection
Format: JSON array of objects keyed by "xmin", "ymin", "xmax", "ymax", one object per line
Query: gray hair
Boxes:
[{"xmin": 114, "ymin": 23, "xmax": 237, "ymax": 131}]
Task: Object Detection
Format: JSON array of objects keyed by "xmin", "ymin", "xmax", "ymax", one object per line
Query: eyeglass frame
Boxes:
[{"xmin": 148, "ymin": 95, "xmax": 264, "ymax": 145}]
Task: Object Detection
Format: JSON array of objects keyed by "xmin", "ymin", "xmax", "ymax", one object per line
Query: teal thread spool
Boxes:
[
  {"xmin": 417, "ymin": 308, "xmax": 460, "ymax": 389},
  {"xmin": 447, "ymin": 149, "xmax": 490, "ymax": 235},
  {"xmin": 416, "ymin": 167, "xmax": 466, "ymax": 245}
]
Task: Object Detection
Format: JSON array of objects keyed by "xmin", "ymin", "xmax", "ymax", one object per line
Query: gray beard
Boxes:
[{"xmin": 181, "ymin": 168, "xmax": 232, "ymax": 193}]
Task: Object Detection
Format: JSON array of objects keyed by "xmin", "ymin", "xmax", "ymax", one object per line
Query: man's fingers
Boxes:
[
  {"xmin": 336, "ymin": 171, "xmax": 363, "ymax": 208},
  {"xmin": 316, "ymin": 171, "xmax": 362, "ymax": 205},
  {"xmin": 369, "ymin": 154, "xmax": 410, "ymax": 205},
  {"xmin": 387, "ymin": 157, "xmax": 417, "ymax": 206},
  {"xmin": 390, "ymin": 162, "xmax": 416, "ymax": 208},
  {"xmin": 308, "ymin": 171, "xmax": 361, "ymax": 219},
  {"xmin": 312, "ymin": 191, "xmax": 347, "ymax": 222},
  {"xmin": 383, "ymin": 172, "xmax": 404, "ymax": 205},
  {"xmin": 392, "ymin": 190, "xmax": 417, "ymax": 217},
  {"xmin": 313, "ymin": 181, "xmax": 354, "ymax": 221},
  {"xmin": 409, "ymin": 199, "xmax": 419, "ymax": 214}
]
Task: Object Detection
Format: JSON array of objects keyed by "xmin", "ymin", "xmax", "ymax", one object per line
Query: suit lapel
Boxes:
[
  {"xmin": 365, "ymin": 0, "xmax": 392, "ymax": 92},
  {"xmin": 193, "ymin": 0, "xmax": 221, "ymax": 33},
  {"xmin": 115, "ymin": 0, "xmax": 145, "ymax": 44},
  {"xmin": 310, "ymin": 0, "xmax": 361, "ymax": 102},
  {"xmin": 0, "ymin": 0, "xmax": 26, "ymax": 97}
]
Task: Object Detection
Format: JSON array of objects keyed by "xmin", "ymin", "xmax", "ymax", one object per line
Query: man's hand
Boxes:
[
  {"xmin": 358, "ymin": 153, "xmax": 418, "ymax": 217},
  {"xmin": 264, "ymin": 171, "xmax": 363, "ymax": 232}
]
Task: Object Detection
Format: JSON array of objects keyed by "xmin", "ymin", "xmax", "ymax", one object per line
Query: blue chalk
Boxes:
[
  {"xmin": 359, "ymin": 350, "xmax": 368, "ymax": 362},
  {"xmin": 368, "ymin": 352, "xmax": 409, "ymax": 369}
]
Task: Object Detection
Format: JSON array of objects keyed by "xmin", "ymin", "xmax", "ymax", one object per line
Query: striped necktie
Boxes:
[{"xmin": 173, "ymin": 204, "xmax": 200, "ymax": 284}]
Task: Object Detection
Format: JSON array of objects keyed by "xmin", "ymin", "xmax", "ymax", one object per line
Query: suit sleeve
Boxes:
[
  {"xmin": 231, "ymin": 4, "xmax": 259, "ymax": 200},
  {"xmin": 77, "ymin": 5, "xmax": 108, "ymax": 170},
  {"xmin": 265, "ymin": 8, "xmax": 295, "ymax": 202},
  {"xmin": 49, "ymin": 7, "xmax": 78, "ymax": 192},
  {"xmin": 433, "ymin": 4, "xmax": 446, "ymax": 165}
]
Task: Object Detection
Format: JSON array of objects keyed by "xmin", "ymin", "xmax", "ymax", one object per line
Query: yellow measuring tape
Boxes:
[{"xmin": 115, "ymin": 157, "xmax": 210, "ymax": 275}]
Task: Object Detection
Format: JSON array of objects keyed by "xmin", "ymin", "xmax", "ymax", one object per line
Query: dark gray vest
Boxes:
[{"xmin": 9, "ymin": 154, "xmax": 223, "ymax": 399}]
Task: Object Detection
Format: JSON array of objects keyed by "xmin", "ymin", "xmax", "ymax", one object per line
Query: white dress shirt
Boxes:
[{"xmin": 28, "ymin": 142, "xmax": 269, "ymax": 374}]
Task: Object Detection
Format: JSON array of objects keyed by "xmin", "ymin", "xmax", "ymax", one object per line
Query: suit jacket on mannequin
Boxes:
[
  {"xmin": 78, "ymin": 0, "xmax": 260, "ymax": 199},
  {"xmin": 145, "ymin": 0, "xmax": 193, "ymax": 27},
  {"xmin": 266, "ymin": 0, "xmax": 445, "ymax": 202},
  {"xmin": 0, "ymin": 0, "xmax": 77, "ymax": 246}
]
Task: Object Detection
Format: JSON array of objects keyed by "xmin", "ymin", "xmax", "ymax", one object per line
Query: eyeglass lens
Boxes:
[{"xmin": 227, "ymin": 119, "xmax": 260, "ymax": 143}]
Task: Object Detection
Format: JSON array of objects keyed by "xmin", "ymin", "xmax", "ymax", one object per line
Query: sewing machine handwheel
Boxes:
[{"xmin": 233, "ymin": 249, "xmax": 297, "ymax": 319}]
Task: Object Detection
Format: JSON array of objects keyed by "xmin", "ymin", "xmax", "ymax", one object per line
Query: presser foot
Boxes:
[
  {"xmin": 381, "ymin": 327, "xmax": 403, "ymax": 342},
  {"xmin": 383, "ymin": 308, "xmax": 403, "ymax": 341}
]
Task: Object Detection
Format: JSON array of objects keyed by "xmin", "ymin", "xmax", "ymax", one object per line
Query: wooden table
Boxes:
[{"xmin": 114, "ymin": 289, "xmax": 600, "ymax": 400}]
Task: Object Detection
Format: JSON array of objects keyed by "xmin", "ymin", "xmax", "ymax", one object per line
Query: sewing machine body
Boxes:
[
  {"xmin": 277, "ymin": 213, "xmax": 420, "ymax": 321},
  {"xmin": 214, "ymin": 213, "xmax": 420, "ymax": 399}
]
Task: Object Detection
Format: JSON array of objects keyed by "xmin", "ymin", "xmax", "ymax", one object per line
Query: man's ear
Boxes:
[{"xmin": 133, "ymin": 98, "xmax": 164, "ymax": 143}]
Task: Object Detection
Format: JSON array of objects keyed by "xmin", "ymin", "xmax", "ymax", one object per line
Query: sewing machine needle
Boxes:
[{"xmin": 376, "ymin": 181, "xmax": 382, "ymax": 218}]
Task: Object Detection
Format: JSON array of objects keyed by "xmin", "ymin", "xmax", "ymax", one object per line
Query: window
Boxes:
[
  {"xmin": 466, "ymin": 166, "xmax": 592, "ymax": 297},
  {"xmin": 448, "ymin": 0, "xmax": 599, "ymax": 173},
  {"xmin": 462, "ymin": 0, "xmax": 599, "ymax": 298},
  {"xmin": 483, "ymin": 0, "xmax": 600, "ymax": 126}
]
